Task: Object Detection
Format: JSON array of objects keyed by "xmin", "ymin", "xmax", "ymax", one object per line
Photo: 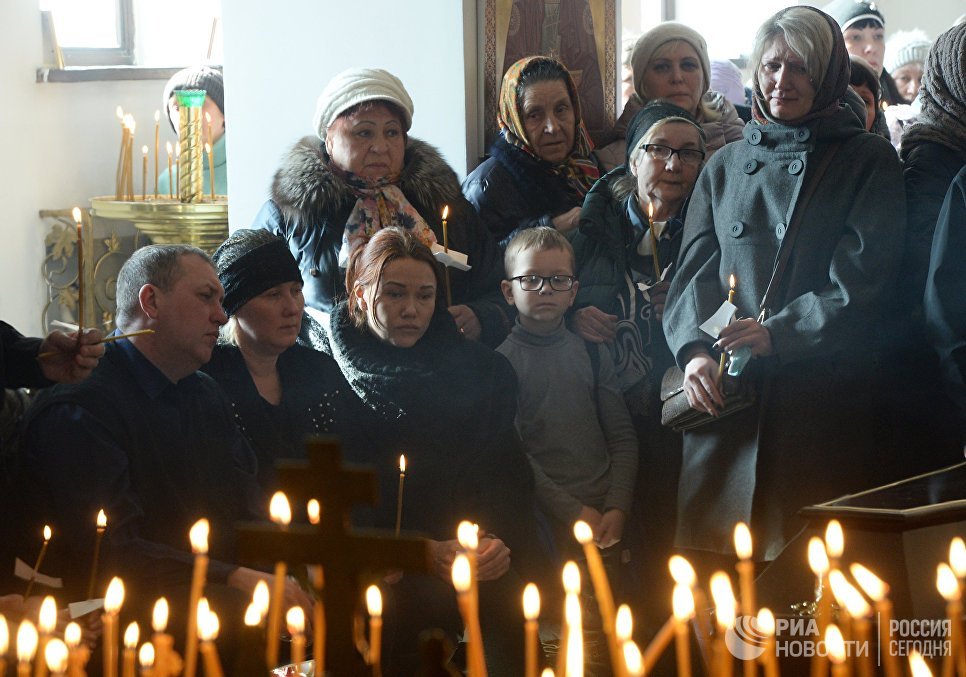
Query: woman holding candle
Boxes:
[
  {"xmin": 462, "ymin": 56, "xmax": 601, "ymax": 248},
  {"xmin": 253, "ymin": 67, "xmax": 508, "ymax": 347},
  {"xmin": 203, "ymin": 228, "xmax": 347, "ymax": 491},
  {"xmin": 326, "ymin": 227, "xmax": 549, "ymax": 674},
  {"xmin": 663, "ymin": 5, "xmax": 905, "ymax": 563}
]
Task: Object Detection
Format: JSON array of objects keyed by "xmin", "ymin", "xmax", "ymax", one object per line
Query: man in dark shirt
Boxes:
[{"xmin": 21, "ymin": 245, "xmax": 311, "ymax": 645}]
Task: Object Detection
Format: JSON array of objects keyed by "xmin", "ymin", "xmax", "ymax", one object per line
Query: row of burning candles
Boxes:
[
  {"xmin": 8, "ymin": 498, "xmax": 966, "ymax": 676},
  {"xmin": 113, "ymin": 106, "xmax": 217, "ymax": 202}
]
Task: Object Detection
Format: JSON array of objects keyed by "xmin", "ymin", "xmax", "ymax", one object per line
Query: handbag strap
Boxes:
[{"xmin": 757, "ymin": 142, "xmax": 841, "ymax": 321}]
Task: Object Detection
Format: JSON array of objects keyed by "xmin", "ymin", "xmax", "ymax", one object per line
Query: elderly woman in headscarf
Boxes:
[
  {"xmin": 462, "ymin": 56, "xmax": 601, "ymax": 248},
  {"xmin": 252, "ymin": 68, "xmax": 509, "ymax": 347},
  {"xmin": 630, "ymin": 23, "xmax": 745, "ymax": 159},
  {"xmin": 662, "ymin": 5, "xmax": 905, "ymax": 564}
]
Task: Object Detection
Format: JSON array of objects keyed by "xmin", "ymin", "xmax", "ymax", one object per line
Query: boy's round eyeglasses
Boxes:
[
  {"xmin": 510, "ymin": 275, "xmax": 576, "ymax": 292},
  {"xmin": 642, "ymin": 143, "xmax": 705, "ymax": 166}
]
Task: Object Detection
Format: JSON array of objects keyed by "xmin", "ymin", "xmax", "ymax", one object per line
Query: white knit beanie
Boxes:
[
  {"xmin": 885, "ymin": 29, "xmax": 931, "ymax": 73},
  {"xmin": 631, "ymin": 23, "xmax": 711, "ymax": 103},
  {"xmin": 313, "ymin": 67, "xmax": 414, "ymax": 140}
]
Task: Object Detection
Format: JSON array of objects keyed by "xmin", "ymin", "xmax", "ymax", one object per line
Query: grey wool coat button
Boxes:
[
  {"xmin": 731, "ymin": 222, "xmax": 745, "ymax": 237},
  {"xmin": 749, "ymin": 129, "xmax": 763, "ymax": 145},
  {"xmin": 744, "ymin": 160, "xmax": 758, "ymax": 174},
  {"xmin": 795, "ymin": 128, "xmax": 811, "ymax": 142},
  {"xmin": 775, "ymin": 222, "xmax": 787, "ymax": 240},
  {"xmin": 788, "ymin": 159, "xmax": 804, "ymax": 175}
]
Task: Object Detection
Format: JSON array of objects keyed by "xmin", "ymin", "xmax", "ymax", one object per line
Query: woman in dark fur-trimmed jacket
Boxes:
[{"xmin": 251, "ymin": 67, "xmax": 510, "ymax": 347}]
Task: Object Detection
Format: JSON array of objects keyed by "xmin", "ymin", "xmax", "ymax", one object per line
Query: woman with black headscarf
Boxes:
[{"xmin": 663, "ymin": 5, "xmax": 905, "ymax": 563}]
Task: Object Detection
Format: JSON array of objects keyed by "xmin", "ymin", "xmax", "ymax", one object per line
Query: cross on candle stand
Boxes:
[{"xmin": 236, "ymin": 435, "xmax": 432, "ymax": 674}]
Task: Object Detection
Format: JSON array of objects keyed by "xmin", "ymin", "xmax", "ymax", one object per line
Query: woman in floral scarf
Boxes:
[{"xmin": 463, "ymin": 55, "xmax": 602, "ymax": 249}]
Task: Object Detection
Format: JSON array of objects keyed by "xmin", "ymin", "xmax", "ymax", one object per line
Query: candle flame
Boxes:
[
  {"xmin": 152, "ymin": 597, "xmax": 169, "ymax": 632},
  {"xmin": 668, "ymin": 555, "xmax": 697, "ymax": 587},
  {"xmin": 96, "ymin": 509, "xmax": 107, "ymax": 529},
  {"xmin": 573, "ymin": 520, "xmax": 594, "ymax": 545},
  {"xmin": 307, "ymin": 498, "xmax": 321, "ymax": 525},
  {"xmin": 647, "ymin": 202, "xmax": 654, "ymax": 220},
  {"xmin": 253, "ymin": 580, "xmax": 270, "ymax": 616},
  {"xmin": 16, "ymin": 620, "xmax": 37, "ymax": 662},
  {"xmin": 116, "ymin": 106, "xmax": 124, "ymax": 120},
  {"xmin": 562, "ymin": 561, "xmax": 581, "ymax": 595},
  {"xmin": 154, "ymin": 110, "xmax": 160, "ymax": 123},
  {"xmin": 807, "ymin": 537, "xmax": 829, "ymax": 576},
  {"xmin": 729, "ymin": 273, "xmax": 736, "ymax": 289},
  {"xmin": 189, "ymin": 518, "xmax": 209, "ymax": 554},
  {"xmin": 829, "ymin": 569, "xmax": 870, "ymax": 617},
  {"xmin": 44, "ymin": 637, "xmax": 68, "ymax": 673},
  {"xmin": 672, "ymin": 583, "xmax": 695, "ymax": 621},
  {"xmin": 139, "ymin": 642, "xmax": 156, "ymax": 669},
  {"xmin": 399, "ymin": 454, "xmax": 407, "ymax": 473},
  {"xmin": 623, "ymin": 640, "xmax": 644, "ymax": 677},
  {"xmin": 286, "ymin": 606, "xmax": 305, "ymax": 635},
  {"xmin": 950, "ymin": 537, "xmax": 966, "ymax": 578},
  {"xmin": 205, "ymin": 142, "xmax": 211, "ymax": 154},
  {"xmin": 244, "ymin": 602, "xmax": 261, "ymax": 627},
  {"xmin": 205, "ymin": 112, "xmax": 212, "ymax": 124},
  {"xmin": 124, "ymin": 621, "xmax": 139, "ymax": 649},
  {"xmin": 366, "ymin": 585, "xmax": 383, "ymax": 618},
  {"xmin": 757, "ymin": 608, "xmax": 776, "ymax": 637},
  {"xmin": 541, "ymin": 670, "xmax": 555, "ymax": 677},
  {"xmin": 710, "ymin": 571, "xmax": 736, "ymax": 628},
  {"xmin": 166, "ymin": 141, "xmax": 173, "ymax": 154},
  {"xmin": 269, "ymin": 492, "xmax": 292, "ymax": 526},
  {"xmin": 72, "ymin": 207, "xmax": 83, "ymax": 225},
  {"xmin": 615, "ymin": 604, "xmax": 633, "ymax": 642},
  {"xmin": 825, "ymin": 623, "xmax": 846, "ymax": 664},
  {"xmin": 0, "ymin": 616, "xmax": 9, "ymax": 654},
  {"xmin": 441, "ymin": 205, "xmax": 449, "ymax": 221},
  {"xmin": 734, "ymin": 522, "xmax": 752, "ymax": 560},
  {"xmin": 39, "ymin": 596, "xmax": 57, "ymax": 633},
  {"xmin": 825, "ymin": 520, "xmax": 844, "ymax": 559},
  {"xmin": 198, "ymin": 606, "xmax": 219, "ymax": 642},
  {"xmin": 105, "ymin": 576, "xmax": 125, "ymax": 613},
  {"xmin": 142, "ymin": 145, "xmax": 149, "ymax": 156},
  {"xmin": 451, "ymin": 553, "xmax": 471, "ymax": 593},
  {"xmin": 64, "ymin": 622, "xmax": 81, "ymax": 649},
  {"xmin": 43, "ymin": 524, "xmax": 52, "ymax": 542},
  {"xmin": 909, "ymin": 650, "xmax": 934, "ymax": 677},
  {"xmin": 523, "ymin": 583, "xmax": 540, "ymax": 621},
  {"xmin": 457, "ymin": 521, "xmax": 478, "ymax": 550},
  {"xmin": 850, "ymin": 563, "xmax": 889, "ymax": 602},
  {"xmin": 937, "ymin": 563, "xmax": 960, "ymax": 601}
]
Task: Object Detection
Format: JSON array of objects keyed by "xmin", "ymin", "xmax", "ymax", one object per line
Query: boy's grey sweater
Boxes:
[{"xmin": 496, "ymin": 321, "xmax": 638, "ymax": 523}]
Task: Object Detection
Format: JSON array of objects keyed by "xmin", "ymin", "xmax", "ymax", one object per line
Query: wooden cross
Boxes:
[{"xmin": 237, "ymin": 435, "xmax": 432, "ymax": 674}]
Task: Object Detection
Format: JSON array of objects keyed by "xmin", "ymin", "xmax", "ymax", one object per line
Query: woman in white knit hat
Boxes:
[
  {"xmin": 886, "ymin": 29, "xmax": 931, "ymax": 102},
  {"xmin": 251, "ymin": 67, "xmax": 510, "ymax": 347}
]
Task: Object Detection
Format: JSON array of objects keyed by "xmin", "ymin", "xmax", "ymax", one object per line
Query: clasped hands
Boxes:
[{"xmin": 429, "ymin": 532, "xmax": 511, "ymax": 582}]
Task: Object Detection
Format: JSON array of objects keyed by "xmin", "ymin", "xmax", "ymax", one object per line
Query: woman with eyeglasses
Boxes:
[
  {"xmin": 569, "ymin": 100, "xmax": 706, "ymax": 631},
  {"xmin": 663, "ymin": 6, "xmax": 905, "ymax": 567}
]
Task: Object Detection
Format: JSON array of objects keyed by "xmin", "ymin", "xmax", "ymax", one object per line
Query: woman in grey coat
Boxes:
[{"xmin": 663, "ymin": 5, "xmax": 905, "ymax": 562}]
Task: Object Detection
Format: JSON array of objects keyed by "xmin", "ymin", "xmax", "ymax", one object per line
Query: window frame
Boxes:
[{"xmin": 57, "ymin": 0, "xmax": 136, "ymax": 67}]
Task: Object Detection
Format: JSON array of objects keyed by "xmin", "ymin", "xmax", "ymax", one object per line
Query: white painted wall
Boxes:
[
  {"xmin": 221, "ymin": 0, "xmax": 479, "ymax": 233},
  {"xmin": 0, "ymin": 3, "xmax": 177, "ymax": 334}
]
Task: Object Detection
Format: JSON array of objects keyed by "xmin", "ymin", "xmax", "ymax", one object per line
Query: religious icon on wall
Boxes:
[{"xmin": 480, "ymin": 0, "xmax": 617, "ymax": 154}]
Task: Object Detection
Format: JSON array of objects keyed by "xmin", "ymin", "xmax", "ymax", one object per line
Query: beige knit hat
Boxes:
[
  {"xmin": 313, "ymin": 67, "xmax": 414, "ymax": 140},
  {"xmin": 631, "ymin": 23, "xmax": 711, "ymax": 103}
]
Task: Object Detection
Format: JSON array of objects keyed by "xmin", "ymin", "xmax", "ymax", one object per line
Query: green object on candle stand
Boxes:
[{"xmin": 175, "ymin": 89, "xmax": 206, "ymax": 108}]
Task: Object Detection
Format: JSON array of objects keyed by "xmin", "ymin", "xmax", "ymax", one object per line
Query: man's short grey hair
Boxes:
[
  {"xmin": 750, "ymin": 6, "xmax": 835, "ymax": 92},
  {"xmin": 115, "ymin": 244, "xmax": 211, "ymax": 326}
]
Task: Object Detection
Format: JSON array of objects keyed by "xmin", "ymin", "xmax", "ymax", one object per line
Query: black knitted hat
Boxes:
[
  {"xmin": 625, "ymin": 100, "xmax": 704, "ymax": 166},
  {"xmin": 211, "ymin": 229, "xmax": 302, "ymax": 317}
]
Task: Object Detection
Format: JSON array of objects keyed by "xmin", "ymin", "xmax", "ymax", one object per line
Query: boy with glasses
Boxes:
[{"xmin": 497, "ymin": 227, "xmax": 637, "ymax": 563}]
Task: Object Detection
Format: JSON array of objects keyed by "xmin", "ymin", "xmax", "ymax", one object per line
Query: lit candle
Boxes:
[
  {"xmin": 184, "ymin": 519, "xmax": 209, "ymax": 677},
  {"xmin": 25, "ymin": 525, "xmax": 52, "ymax": 600},
  {"xmin": 672, "ymin": 583, "xmax": 694, "ymax": 677},
  {"xmin": 72, "ymin": 209, "xmax": 85, "ymax": 332},
  {"xmin": 138, "ymin": 643, "xmax": 154, "ymax": 677},
  {"xmin": 395, "ymin": 455, "xmax": 406, "ymax": 537},
  {"xmin": 938, "ymin": 563, "xmax": 964, "ymax": 677},
  {"xmin": 86, "ymin": 509, "xmax": 107, "ymax": 600},
  {"xmin": 64, "ymin": 623, "xmax": 87, "ymax": 677},
  {"xmin": 559, "ymin": 562, "xmax": 580, "ymax": 677},
  {"xmin": 115, "ymin": 106, "xmax": 126, "ymax": 200},
  {"xmin": 307, "ymin": 499, "xmax": 321, "ymax": 526},
  {"xmin": 366, "ymin": 586, "xmax": 382, "ymax": 676},
  {"xmin": 826, "ymin": 625, "xmax": 848, "ymax": 677},
  {"xmin": 0, "ymin": 614, "xmax": 9, "ymax": 677},
  {"xmin": 452, "ymin": 554, "xmax": 486, "ymax": 677},
  {"xmin": 266, "ymin": 492, "xmax": 291, "ymax": 670},
  {"xmin": 523, "ymin": 583, "xmax": 540, "ymax": 677},
  {"xmin": 624, "ymin": 641, "xmax": 644, "ymax": 677},
  {"xmin": 951, "ymin": 537, "xmax": 966, "ymax": 601},
  {"xmin": 574, "ymin": 520, "xmax": 624, "ymax": 677},
  {"xmin": 286, "ymin": 607, "xmax": 306, "ymax": 668},
  {"xmin": 647, "ymin": 201, "xmax": 661, "ymax": 279},
  {"xmin": 121, "ymin": 623, "xmax": 138, "ymax": 677},
  {"xmin": 910, "ymin": 650, "xmax": 934, "ymax": 677},
  {"xmin": 825, "ymin": 521, "xmax": 844, "ymax": 572},
  {"xmin": 441, "ymin": 205, "xmax": 452, "ymax": 307},
  {"xmin": 717, "ymin": 274, "xmax": 737, "ymax": 382},
  {"xmin": 644, "ymin": 557, "xmax": 693, "ymax": 669},
  {"xmin": 757, "ymin": 609, "xmax": 780, "ymax": 677},
  {"xmin": 141, "ymin": 147, "xmax": 148, "ymax": 201},
  {"xmin": 165, "ymin": 142, "xmax": 174, "ymax": 200},
  {"xmin": 808, "ymin": 538, "xmax": 832, "ymax": 636},
  {"xmin": 668, "ymin": 555, "xmax": 712, "ymax": 666},
  {"xmin": 205, "ymin": 143, "xmax": 214, "ymax": 201},
  {"xmin": 836, "ymin": 575, "xmax": 873, "ymax": 677},
  {"xmin": 196, "ymin": 601, "xmax": 223, "ymax": 677},
  {"xmin": 44, "ymin": 639, "xmax": 67, "ymax": 677},
  {"xmin": 711, "ymin": 572, "xmax": 737, "ymax": 677},
  {"xmin": 616, "ymin": 604, "xmax": 632, "ymax": 647},
  {"xmin": 151, "ymin": 598, "xmax": 173, "ymax": 677},
  {"xmin": 124, "ymin": 116, "xmax": 136, "ymax": 201},
  {"xmin": 850, "ymin": 564, "xmax": 899, "ymax": 677},
  {"xmin": 457, "ymin": 521, "xmax": 480, "ymax": 635},
  {"xmin": 734, "ymin": 522, "xmax": 756, "ymax": 620},
  {"xmin": 204, "ymin": 112, "xmax": 211, "ymax": 147},
  {"xmin": 565, "ymin": 593, "xmax": 584, "ymax": 677},
  {"xmin": 103, "ymin": 577, "xmax": 125, "ymax": 677},
  {"xmin": 18, "ymin": 621, "xmax": 38, "ymax": 677},
  {"xmin": 36, "ymin": 596, "xmax": 57, "ymax": 677},
  {"xmin": 153, "ymin": 111, "xmax": 160, "ymax": 199}
]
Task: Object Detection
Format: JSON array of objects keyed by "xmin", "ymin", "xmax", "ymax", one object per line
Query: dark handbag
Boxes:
[{"xmin": 659, "ymin": 142, "xmax": 841, "ymax": 431}]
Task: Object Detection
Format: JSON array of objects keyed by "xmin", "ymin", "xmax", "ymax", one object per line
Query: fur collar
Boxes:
[{"xmin": 270, "ymin": 135, "xmax": 463, "ymax": 226}]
